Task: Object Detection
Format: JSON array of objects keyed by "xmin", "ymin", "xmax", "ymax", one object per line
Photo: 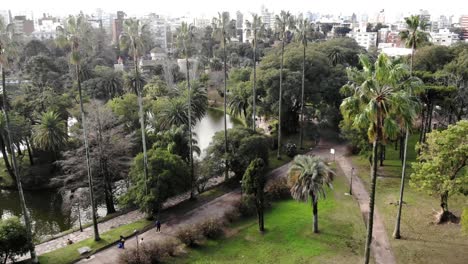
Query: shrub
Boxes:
[
  {"xmin": 462, "ymin": 207, "xmax": 468, "ymax": 235},
  {"xmin": 119, "ymin": 241, "xmax": 170, "ymax": 264},
  {"xmin": 223, "ymin": 207, "xmax": 240, "ymax": 223},
  {"xmin": 235, "ymin": 195, "xmax": 257, "ymax": 217},
  {"xmin": 0, "ymin": 217, "xmax": 30, "ymax": 264},
  {"xmin": 175, "ymin": 225, "xmax": 202, "ymax": 247},
  {"xmin": 159, "ymin": 238, "xmax": 180, "ymax": 257},
  {"xmin": 285, "ymin": 142, "xmax": 297, "ymax": 157},
  {"xmin": 265, "ymin": 177, "xmax": 291, "ymax": 200},
  {"xmin": 198, "ymin": 219, "xmax": 224, "ymax": 239}
]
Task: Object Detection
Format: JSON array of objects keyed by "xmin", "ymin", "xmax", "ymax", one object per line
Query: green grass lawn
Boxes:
[
  {"xmin": 173, "ymin": 166, "xmax": 366, "ymax": 264},
  {"xmin": 351, "ymin": 135, "xmax": 468, "ymax": 264}
]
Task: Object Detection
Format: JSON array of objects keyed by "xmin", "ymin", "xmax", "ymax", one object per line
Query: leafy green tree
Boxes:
[
  {"xmin": 93, "ymin": 65, "xmax": 124, "ymax": 100},
  {"xmin": 0, "ymin": 217, "xmax": 30, "ymax": 264},
  {"xmin": 1, "ymin": 21, "xmax": 38, "ymax": 262},
  {"xmin": 442, "ymin": 45, "xmax": 468, "ymax": 122},
  {"xmin": 107, "ymin": 93, "xmax": 143, "ymax": 132},
  {"xmin": 410, "ymin": 120, "xmax": 468, "ymax": 223},
  {"xmin": 340, "ymin": 54, "xmax": 417, "ymax": 264},
  {"xmin": 32, "ymin": 111, "xmax": 68, "ymax": 158},
  {"xmin": 56, "ymin": 14, "xmax": 100, "ymax": 241},
  {"xmin": 143, "ymin": 76, "xmax": 168, "ymax": 99},
  {"xmin": 242, "ymin": 158, "xmax": 267, "ymax": 232},
  {"xmin": 152, "ymin": 124, "xmax": 200, "ymax": 164},
  {"xmin": 122, "ymin": 148, "xmax": 190, "ymax": 215},
  {"xmin": 288, "ymin": 155, "xmax": 334, "ymax": 233},
  {"xmin": 274, "ymin": 10, "xmax": 295, "ymax": 159},
  {"xmin": 212, "ymin": 11, "xmax": 236, "ymax": 179},
  {"xmin": 204, "ymin": 128, "xmax": 269, "ymax": 179},
  {"xmin": 245, "ymin": 14, "xmax": 265, "ymax": 130},
  {"xmin": 294, "ymin": 15, "xmax": 310, "ymax": 149},
  {"xmin": 120, "ymin": 18, "xmax": 150, "ymax": 197}
]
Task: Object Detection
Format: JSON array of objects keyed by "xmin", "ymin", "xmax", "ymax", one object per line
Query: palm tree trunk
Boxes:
[
  {"xmin": 277, "ymin": 36, "xmax": 285, "ymax": 159},
  {"xmin": 25, "ymin": 137, "xmax": 34, "ymax": 166},
  {"xmin": 0, "ymin": 136, "xmax": 15, "ymax": 181},
  {"xmin": 185, "ymin": 49, "xmax": 195, "ymax": 200},
  {"xmin": 1, "ymin": 63, "xmax": 38, "ymax": 263},
  {"xmin": 134, "ymin": 52, "xmax": 149, "ymax": 197},
  {"xmin": 252, "ymin": 35, "xmax": 257, "ymax": 131},
  {"xmin": 300, "ymin": 43, "xmax": 306, "ymax": 150},
  {"xmin": 419, "ymin": 106, "xmax": 426, "ymax": 144},
  {"xmin": 393, "ymin": 126, "xmax": 409, "ymax": 239},
  {"xmin": 223, "ymin": 38, "xmax": 229, "ymax": 180},
  {"xmin": 311, "ymin": 193, "xmax": 318, "ymax": 233},
  {"xmin": 76, "ymin": 64, "xmax": 100, "ymax": 242},
  {"xmin": 364, "ymin": 138, "xmax": 380, "ymax": 264}
]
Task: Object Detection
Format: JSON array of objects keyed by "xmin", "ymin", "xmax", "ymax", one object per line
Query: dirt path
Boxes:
[{"xmin": 317, "ymin": 143, "xmax": 396, "ymax": 264}]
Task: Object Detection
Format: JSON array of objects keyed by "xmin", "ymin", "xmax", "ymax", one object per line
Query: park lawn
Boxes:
[
  {"xmin": 174, "ymin": 166, "xmax": 366, "ymax": 264},
  {"xmin": 38, "ymin": 219, "xmax": 152, "ymax": 264},
  {"xmin": 351, "ymin": 134, "xmax": 468, "ymax": 264}
]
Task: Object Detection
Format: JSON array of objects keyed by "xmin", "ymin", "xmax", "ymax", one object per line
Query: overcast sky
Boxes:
[{"xmin": 4, "ymin": 0, "xmax": 468, "ymax": 19}]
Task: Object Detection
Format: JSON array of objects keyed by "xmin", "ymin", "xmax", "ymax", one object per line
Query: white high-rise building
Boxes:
[
  {"xmin": 347, "ymin": 31, "xmax": 377, "ymax": 50},
  {"xmin": 146, "ymin": 14, "xmax": 168, "ymax": 50},
  {"xmin": 430, "ymin": 28, "xmax": 460, "ymax": 46},
  {"xmin": 260, "ymin": 5, "xmax": 275, "ymax": 29}
]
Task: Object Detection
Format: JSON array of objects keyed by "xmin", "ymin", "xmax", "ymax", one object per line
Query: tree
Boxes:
[
  {"xmin": 212, "ymin": 12, "xmax": 236, "ymax": 179},
  {"xmin": 294, "ymin": 15, "xmax": 310, "ymax": 149},
  {"xmin": 288, "ymin": 155, "xmax": 334, "ymax": 233},
  {"xmin": 122, "ymin": 148, "xmax": 190, "ymax": 215},
  {"xmin": 203, "ymin": 128, "xmax": 269, "ymax": 179},
  {"xmin": 56, "ymin": 14, "xmax": 100, "ymax": 241},
  {"xmin": 1, "ymin": 22, "xmax": 38, "ymax": 262},
  {"xmin": 410, "ymin": 120, "xmax": 468, "ymax": 223},
  {"xmin": 32, "ymin": 111, "xmax": 68, "ymax": 158},
  {"xmin": 242, "ymin": 158, "xmax": 267, "ymax": 232},
  {"xmin": 0, "ymin": 217, "xmax": 30, "ymax": 264},
  {"xmin": 340, "ymin": 54, "xmax": 417, "ymax": 264},
  {"xmin": 58, "ymin": 102, "xmax": 134, "ymax": 215},
  {"xmin": 394, "ymin": 15, "xmax": 429, "ymax": 240},
  {"xmin": 228, "ymin": 81, "xmax": 251, "ymax": 120},
  {"xmin": 274, "ymin": 11, "xmax": 295, "ymax": 159},
  {"xmin": 120, "ymin": 18, "xmax": 150, "ymax": 198},
  {"xmin": 245, "ymin": 14, "xmax": 265, "ymax": 130},
  {"xmin": 152, "ymin": 124, "xmax": 200, "ymax": 164},
  {"xmin": 177, "ymin": 22, "xmax": 197, "ymax": 199}
]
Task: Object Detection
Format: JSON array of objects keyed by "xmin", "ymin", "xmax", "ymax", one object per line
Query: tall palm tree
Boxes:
[
  {"xmin": 393, "ymin": 15, "xmax": 428, "ymax": 239},
  {"xmin": 245, "ymin": 14, "xmax": 265, "ymax": 130},
  {"xmin": 294, "ymin": 15, "xmax": 310, "ymax": 149},
  {"xmin": 340, "ymin": 54, "xmax": 417, "ymax": 264},
  {"xmin": 177, "ymin": 22, "xmax": 197, "ymax": 199},
  {"xmin": 212, "ymin": 12, "xmax": 236, "ymax": 179},
  {"xmin": 32, "ymin": 111, "xmax": 68, "ymax": 158},
  {"xmin": 1, "ymin": 23, "xmax": 39, "ymax": 263},
  {"xmin": 275, "ymin": 11, "xmax": 295, "ymax": 159},
  {"xmin": 120, "ymin": 18, "xmax": 150, "ymax": 198},
  {"xmin": 56, "ymin": 14, "xmax": 100, "ymax": 241},
  {"xmin": 288, "ymin": 155, "xmax": 334, "ymax": 233}
]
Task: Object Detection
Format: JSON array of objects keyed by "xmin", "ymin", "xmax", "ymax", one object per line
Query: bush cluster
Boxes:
[
  {"xmin": 119, "ymin": 240, "xmax": 179, "ymax": 264},
  {"xmin": 175, "ymin": 225, "xmax": 203, "ymax": 247},
  {"xmin": 461, "ymin": 207, "xmax": 468, "ymax": 235},
  {"xmin": 265, "ymin": 178, "xmax": 291, "ymax": 200},
  {"xmin": 197, "ymin": 218, "xmax": 224, "ymax": 239}
]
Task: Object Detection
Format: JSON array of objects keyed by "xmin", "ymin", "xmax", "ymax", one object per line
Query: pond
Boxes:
[{"xmin": 0, "ymin": 108, "xmax": 237, "ymax": 240}]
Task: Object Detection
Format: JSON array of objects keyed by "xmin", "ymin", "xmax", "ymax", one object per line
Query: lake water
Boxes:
[{"xmin": 0, "ymin": 109, "xmax": 236, "ymax": 239}]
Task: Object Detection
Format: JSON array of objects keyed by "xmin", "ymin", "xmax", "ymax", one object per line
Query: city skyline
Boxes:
[{"xmin": 3, "ymin": 0, "xmax": 468, "ymax": 20}]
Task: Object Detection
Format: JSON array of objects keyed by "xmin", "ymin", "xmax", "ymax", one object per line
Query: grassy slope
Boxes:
[
  {"xmin": 174, "ymin": 165, "xmax": 366, "ymax": 264},
  {"xmin": 351, "ymin": 135, "xmax": 468, "ymax": 264}
]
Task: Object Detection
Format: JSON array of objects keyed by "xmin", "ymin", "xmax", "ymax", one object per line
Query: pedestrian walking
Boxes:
[
  {"xmin": 118, "ymin": 235, "xmax": 125, "ymax": 249},
  {"xmin": 156, "ymin": 220, "xmax": 161, "ymax": 232}
]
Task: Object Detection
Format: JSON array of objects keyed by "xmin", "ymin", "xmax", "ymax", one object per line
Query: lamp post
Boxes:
[
  {"xmin": 350, "ymin": 167, "xmax": 354, "ymax": 196},
  {"xmin": 134, "ymin": 230, "xmax": 139, "ymax": 253}
]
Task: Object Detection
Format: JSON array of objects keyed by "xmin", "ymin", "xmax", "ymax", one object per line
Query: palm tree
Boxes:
[
  {"xmin": 340, "ymin": 54, "xmax": 417, "ymax": 264},
  {"xmin": 228, "ymin": 83, "xmax": 250, "ymax": 119},
  {"xmin": 294, "ymin": 15, "xmax": 310, "ymax": 149},
  {"xmin": 56, "ymin": 14, "xmax": 100, "ymax": 241},
  {"xmin": 212, "ymin": 12, "xmax": 236, "ymax": 179},
  {"xmin": 32, "ymin": 111, "xmax": 68, "ymax": 158},
  {"xmin": 1, "ymin": 23, "xmax": 39, "ymax": 263},
  {"xmin": 288, "ymin": 155, "xmax": 334, "ymax": 233},
  {"xmin": 393, "ymin": 15, "xmax": 428, "ymax": 239},
  {"xmin": 177, "ymin": 22, "xmax": 197, "ymax": 199},
  {"xmin": 245, "ymin": 14, "xmax": 265, "ymax": 131},
  {"xmin": 327, "ymin": 47, "xmax": 344, "ymax": 66},
  {"xmin": 275, "ymin": 11, "xmax": 295, "ymax": 159},
  {"xmin": 120, "ymin": 18, "xmax": 150, "ymax": 198}
]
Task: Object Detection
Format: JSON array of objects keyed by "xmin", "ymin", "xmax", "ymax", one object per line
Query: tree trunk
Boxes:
[
  {"xmin": 311, "ymin": 193, "xmax": 319, "ymax": 233},
  {"xmin": 419, "ymin": 106, "xmax": 426, "ymax": 144},
  {"xmin": 76, "ymin": 64, "xmax": 100, "ymax": 242},
  {"xmin": 0, "ymin": 136, "xmax": 15, "ymax": 182},
  {"xmin": 364, "ymin": 114, "xmax": 381, "ymax": 264},
  {"xmin": 427, "ymin": 102, "xmax": 434, "ymax": 134},
  {"xmin": 277, "ymin": 34, "xmax": 285, "ymax": 159},
  {"xmin": 1, "ymin": 63, "xmax": 38, "ymax": 263},
  {"xmin": 252, "ymin": 34, "xmax": 257, "ymax": 131},
  {"xmin": 300, "ymin": 43, "xmax": 306, "ymax": 150},
  {"xmin": 223, "ymin": 37, "xmax": 229, "ymax": 180},
  {"xmin": 185, "ymin": 46, "xmax": 195, "ymax": 200},
  {"xmin": 15, "ymin": 143, "xmax": 22, "ymax": 156},
  {"xmin": 256, "ymin": 194, "xmax": 264, "ymax": 232},
  {"xmin": 103, "ymin": 160, "xmax": 116, "ymax": 215},
  {"xmin": 379, "ymin": 144, "xmax": 385, "ymax": 166},
  {"xmin": 393, "ymin": 127, "xmax": 409, "ymax": 239},
  {"xmin": 25, "ymin": 137, "xmax": 34, "ymax": 165}
]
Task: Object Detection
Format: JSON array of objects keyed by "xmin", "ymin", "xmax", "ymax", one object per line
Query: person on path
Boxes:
[
  {"xmin": 155, "ymin": 220, "xmax": 161, "ymax": 232},
  {"xmin": 118, "ymin": 235, "xmax": 125, "ymax": 249}
]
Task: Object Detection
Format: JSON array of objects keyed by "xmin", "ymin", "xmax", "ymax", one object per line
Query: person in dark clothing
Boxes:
[
  {"xmin": 155, "ymin": 220, "xmax": 161, "ymax": 232},
  {"xmin": 118, "ymin": 235, "xmax": 125, "ymax": 249}
]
